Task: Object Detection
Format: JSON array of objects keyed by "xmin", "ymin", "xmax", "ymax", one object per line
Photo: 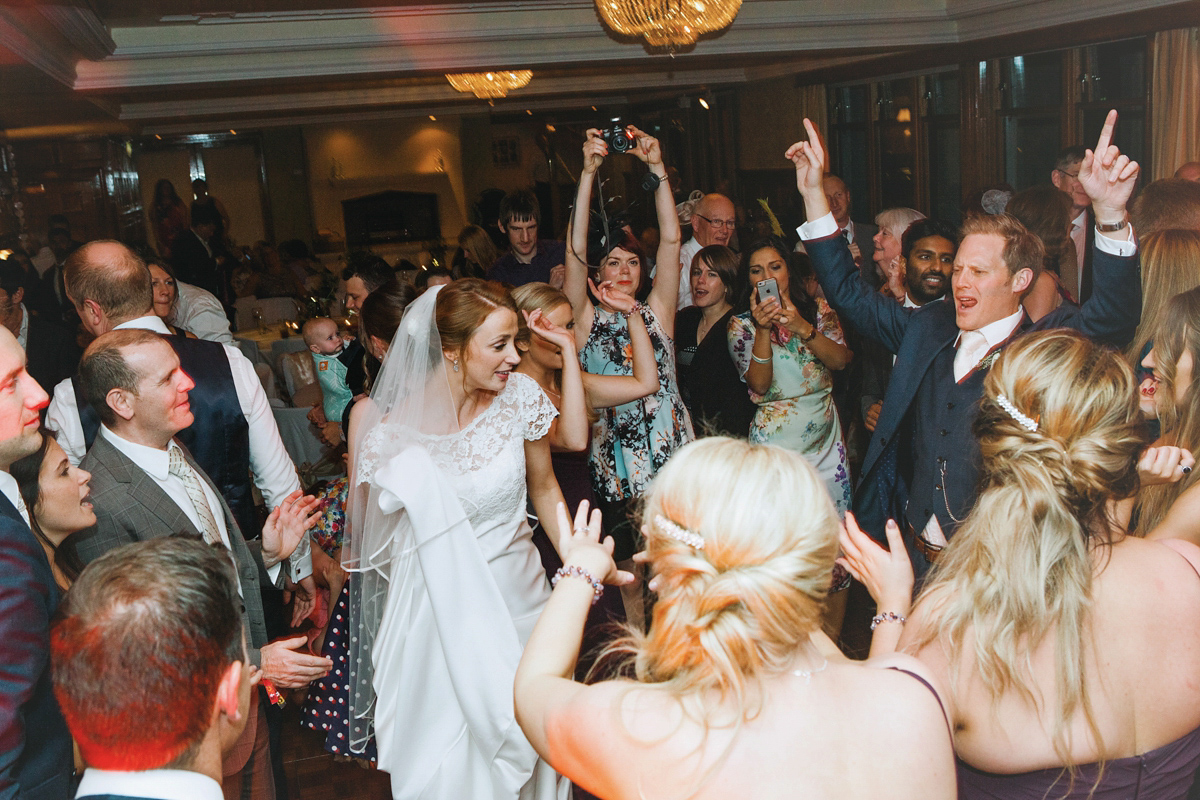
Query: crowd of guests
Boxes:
[{"xmin": 5, "ymin": 110, "xmax": 1200, "ymax": 800}]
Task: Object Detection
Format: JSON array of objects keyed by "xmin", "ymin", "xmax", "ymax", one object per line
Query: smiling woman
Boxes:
[{"xmin": 10, "ymin": 431, "xmax": 91, "ymax": 590}]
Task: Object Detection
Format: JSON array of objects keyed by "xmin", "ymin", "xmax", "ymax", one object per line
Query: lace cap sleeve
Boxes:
[{"xmin": 509, "ymin": 372, "xmax": 559, "ymax": 441}]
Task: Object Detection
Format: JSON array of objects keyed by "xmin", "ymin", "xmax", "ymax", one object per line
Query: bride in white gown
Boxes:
[{"xmin": 343, "ymin": 279, "xmax": 572, "ymax": 800}]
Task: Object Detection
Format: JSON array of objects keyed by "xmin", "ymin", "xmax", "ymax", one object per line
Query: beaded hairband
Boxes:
[
  {"xmin": 653, "ymin": 515, "xmax": 705, "ymax": 550},
  {"xmin": 996, "ymin": 394, "xmax": 1038, "ymax": 432}
]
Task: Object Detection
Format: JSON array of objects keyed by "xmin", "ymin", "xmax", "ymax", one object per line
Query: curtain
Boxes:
[{"xmin": 1150, "ymin": 27, "xmax": 1200, "ymax": 181}]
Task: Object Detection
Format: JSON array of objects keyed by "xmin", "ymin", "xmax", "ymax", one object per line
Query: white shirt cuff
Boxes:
[
  {"xmin": 796, "ymin": 212, "xmax": 838, "ymax": 242},
  {"xmin": 1094, "ymin": 224, "xmax": 1138, "ymax": 258},
  {"xmin": 266, "ymin": 560, "xmax": 283, "ymax": 585}
]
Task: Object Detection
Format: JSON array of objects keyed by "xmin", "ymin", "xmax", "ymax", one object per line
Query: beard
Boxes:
[{"xmin": 906, "ymin": 268, "xmax": 950, "ymax": 304}]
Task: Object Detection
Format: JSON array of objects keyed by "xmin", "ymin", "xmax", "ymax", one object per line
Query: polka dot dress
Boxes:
[{"xmin": 301, "ymin": 580, "xmax": 377, "ymax": 761}]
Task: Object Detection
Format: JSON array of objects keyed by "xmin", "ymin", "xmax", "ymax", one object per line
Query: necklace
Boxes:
[{"xmin": 790, "ymin": 656, "xmax": 829, "ymax": 683}]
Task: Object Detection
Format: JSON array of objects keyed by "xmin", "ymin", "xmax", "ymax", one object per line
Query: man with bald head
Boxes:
[
  {"xmin": 678, "ymin": 192, "xmax": 737, "ymax": 308},
  {"xmin": 1176, "ymin": 162, "xmax": 1200, "ymax": 182}
]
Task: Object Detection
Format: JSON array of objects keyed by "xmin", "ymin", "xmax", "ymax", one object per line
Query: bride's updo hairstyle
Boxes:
[
  {"xmin": 435, "ymin": 278, "xmax": 519, "ymax": 361},
  {"xmin": 625, "ymin": 437, "xmax": 838, "ymax": 711},
  {"xmin": 913, "ymin": 329, "xmax": 1147, "ymax": 771}
]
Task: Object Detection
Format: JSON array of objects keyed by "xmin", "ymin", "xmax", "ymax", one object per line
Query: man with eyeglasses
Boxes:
[
  {"xmin": 1051, "ymin": 145, "xmax": 1093, "ymax": 302},
  {"xmin": 677, "ymin": 193, "xmax": 736, "ymax": 308}
]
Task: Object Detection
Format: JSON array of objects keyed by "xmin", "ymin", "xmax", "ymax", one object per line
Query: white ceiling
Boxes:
[{"xmin": 0, "ymin": 0, "xmax": 1190, "ymax": 135}]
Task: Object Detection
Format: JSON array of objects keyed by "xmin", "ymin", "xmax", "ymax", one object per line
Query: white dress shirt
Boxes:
[
  {"xmin": 171, "ymin": 281, "xmax": 233, "ymax": 345},
  {"xmin": 44, "ymin": 314, "xmax": 309, "ymax": 580},
  {"xmin": 75, "ymin": 768, "xmax": 223, "ymax": 800},
  {"xmin": 676, "ymin": 236, "xmax": 703, "ymax": 309},
  {"xmin": 952, "ymin": 307, "xmax": 1023, "ymax": 381},
  {"xmin": 98, "ymin": 424, "xmax": 281, "ymax": 586},
  {"xmin": 14, "ymin": 303, "xmax": 28, "ymax": 350},
  {"xmin": 1070, "ymin": 209, "xmax": 1087, "ymax": 280},
  {"xmin": 0, "ymin": 470, "xmax": 29, "ymax": 527}
]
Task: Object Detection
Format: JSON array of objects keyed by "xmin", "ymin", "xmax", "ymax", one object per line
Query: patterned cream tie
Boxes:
[{"xmin": 168, "ymin": 446, "xmax": 221, "ymax": 546}]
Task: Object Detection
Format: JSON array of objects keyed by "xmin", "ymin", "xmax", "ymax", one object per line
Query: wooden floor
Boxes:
[{"xmin": 279, "ymin": 704, "xmax": 391, "ymax": 800}]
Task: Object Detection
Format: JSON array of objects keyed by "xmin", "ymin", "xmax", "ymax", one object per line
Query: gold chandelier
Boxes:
[
  {"xmin": 595, "ymin": 0, "xmax": 741, "ymax": 49},
  {"xmin": 445, "ymin": 71, "xmax": 533, "ymax": 99}
]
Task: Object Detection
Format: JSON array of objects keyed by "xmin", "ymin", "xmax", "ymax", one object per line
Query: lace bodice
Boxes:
[{"xmin": 357, "ymin": 372, "xmax": 556, "ymax": 530}]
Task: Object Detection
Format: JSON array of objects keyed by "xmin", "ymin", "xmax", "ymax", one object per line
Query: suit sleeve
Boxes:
[
  {"xmin": 805, "ymin": 234, "xmax": 912, "ymax": 354},
  {"xmin": 0, "ymin": 523, "xmax": 52, "ymax": 799},
  {"xmin": 1045, "ymin": 243, "xmax": 1140, "ymax": 348}
]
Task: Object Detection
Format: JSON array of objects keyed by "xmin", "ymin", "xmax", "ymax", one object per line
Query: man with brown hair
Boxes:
[
  {"xmin": 791, "ymin": 111, "xmax": 1141, "ymax": 576},
  {"xmin": 1130, "ymin": 177, "xmax": 1200, "ymax": 235}
]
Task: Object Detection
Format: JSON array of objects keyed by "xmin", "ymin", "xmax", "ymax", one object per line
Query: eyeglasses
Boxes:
[
  {"xmin": 694, "ymin": 213, "xmax": 736, "ymax": 230},
  {"xmin": 1055, "ymin": 168, "xmax": 1080, "ymax": 179}
]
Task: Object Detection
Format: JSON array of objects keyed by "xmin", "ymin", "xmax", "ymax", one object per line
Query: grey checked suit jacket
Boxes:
[{"xmin": 74, "ymin": 434, "xmax": 274, "ymax": 664}]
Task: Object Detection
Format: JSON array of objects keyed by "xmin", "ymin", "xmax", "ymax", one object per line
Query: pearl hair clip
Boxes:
[
  {"xmin": 653, "ymin": 515, "xmax": 705, "ymax": 550},
  {"xmin": 996, "ymin": 394, "xmax": 1038, "ymax": 432}
]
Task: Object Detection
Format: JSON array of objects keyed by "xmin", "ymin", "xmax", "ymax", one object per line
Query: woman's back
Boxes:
[
  {"xmin": 552, "ymin": 654, "xmax": 954, "ymax": 800},
  {"xmin": 913, "ymin": 536, "xmax": 1200, "ymax": 794}
]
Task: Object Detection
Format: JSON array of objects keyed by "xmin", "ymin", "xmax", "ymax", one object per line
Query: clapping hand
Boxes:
[
  {"xmin": 262, "ymin": 489, "xmax": 324, "ymax": 567},
  {"xmin": 582, "ymin": 129, "xmax": 608, "ymax": 175},
  {"xmin": 837, "ymin": 514, "xmax": 914, "ymax": 617},
  {"xmin": 554, "ymin": 500, "xmax": 634, "ymax": 586},
  {"xmin": 1078, "ymin": 109, "xmax": 1140, "ymax": 224}
]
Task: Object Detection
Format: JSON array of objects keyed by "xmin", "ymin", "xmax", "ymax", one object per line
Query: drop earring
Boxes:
[{"xmin": 452, "ymin": 358, "xmax": 460, "ymax": 372}]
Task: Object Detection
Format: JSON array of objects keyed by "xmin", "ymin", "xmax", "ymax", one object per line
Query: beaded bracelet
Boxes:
[
  {"xmin": 870, "ymin": 611, "xmax": 906, "ymax": 631},
  {"xmin": 552, "ymin": 565, "xmax": 604, "ymax": 605}
]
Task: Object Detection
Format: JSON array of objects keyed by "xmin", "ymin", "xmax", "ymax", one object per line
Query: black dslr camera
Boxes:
[{"xmin": 601, "ymin": 124, "xmax": 637, "ymax": 154}]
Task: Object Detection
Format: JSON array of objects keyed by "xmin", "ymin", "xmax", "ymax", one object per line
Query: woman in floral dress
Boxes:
[{"xmin": 728, "ymin": 237, "xmax": 853, "ymax": 514}]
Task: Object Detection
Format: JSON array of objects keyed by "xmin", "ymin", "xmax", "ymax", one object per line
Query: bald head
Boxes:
[
  {"xmin": 692, "ymin": 193, "xmax": 735, "ymax": 247},
  {"xmin": 64, "ymin": 241, "xmax": 154, "ymax": 334},
  {"xmin": 1176, "ymin": 162, "xmax": 1200, "ymax": 183}
]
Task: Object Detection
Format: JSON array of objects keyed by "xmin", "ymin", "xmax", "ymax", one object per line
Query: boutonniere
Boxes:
[{"xmin": 976, "ymin": 348, "xmax": 1002, "ymax": 373}]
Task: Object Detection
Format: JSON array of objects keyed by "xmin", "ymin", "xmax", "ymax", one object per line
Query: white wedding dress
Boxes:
[{"xmin": 356, "ymin": 372, "xmax": 568, "ymax": 800}]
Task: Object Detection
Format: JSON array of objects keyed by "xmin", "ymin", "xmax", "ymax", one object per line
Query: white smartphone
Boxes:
[{"xmin": 756, "ymin": 278, "xmax": 782, "ymax": 307}]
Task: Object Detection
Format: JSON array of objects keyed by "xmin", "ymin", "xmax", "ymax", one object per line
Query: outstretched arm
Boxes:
[
  {"xmin": 838, "ymin": 513, "xmax": 914, "ymax": 658},
  {"xmin": 785, "ymin": 120, "xmax": 911, "ymax": 352},
  {"xmin": 626, "ymin": 126, "xmax": 680, "ymax": 333},
  {"xmin": 565, "ymin": 132, "xmax": 607, "ymax": 346}
]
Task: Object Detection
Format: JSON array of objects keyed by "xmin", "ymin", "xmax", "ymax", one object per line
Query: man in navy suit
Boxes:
[
  {"xmin": 0, "ymin": 325, "xmax": 72, "ymax": 800},
  {"xmin": 787, "ymin": 111, "xmax": 1142, "ymax": 577},
  {"xmin": 51, "ymin": 537, "xmax": 254, "ymax": 800}
]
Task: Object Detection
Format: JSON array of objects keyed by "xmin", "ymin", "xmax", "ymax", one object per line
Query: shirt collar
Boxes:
[
  {"xmin": 1072, "ymin": 210, "xmax": 1087, "ymax": 229},
  {"xmin": 16, "ymin": 303, "xmax": 28, "ymax": 348},
  {"xmin": 75, "ymin": 768, "xmax": 224, "ymax": 800},
  {"xmin": 902, "ymin": 292, "xmax": 920, "ymax": 308},
  {"xmin": 956, "ymin": 306, "xmax": 1025, "ymax": 349},
  {"xmin": 841, "ymin": 219, "xmax": 855, "ymax": 239},
  {"xmin": 115, "ymin": 315, "xmax": 172, "ymax": 335},
  {"xmin": 98, "ymin": 424, "xmax": 173, "ymax": 481},
  {"xmin": 0, "ymin": 471, "xmax": 27, "ymax": 526}
]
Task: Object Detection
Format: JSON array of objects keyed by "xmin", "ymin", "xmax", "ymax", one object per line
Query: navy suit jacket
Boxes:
[
  {"xmin": 0, "ymin": 493, "xmax": 72, "ymax": 800},
  {"xmin": 807, "ymin": 230, "xmax": 1141, "ymax": 539}
]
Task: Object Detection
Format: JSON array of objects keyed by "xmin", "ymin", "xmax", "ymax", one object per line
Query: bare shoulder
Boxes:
[{"xmin": 835, "ymin": 655, "xmax": 950, "ymax": 733}]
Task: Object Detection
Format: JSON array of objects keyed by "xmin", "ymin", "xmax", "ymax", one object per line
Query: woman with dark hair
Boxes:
[
  {"xmin": 11, "ymin": 430, "xmax": 92, "ymax": 589},
  {"xmin": 564, "ymin": 126, "xmax": 693, "ymax": 585},
  {"xmin": 675, "ymin": 245, "xmax": 756, "ymax": 437},
  {"xmin": 146, "ymin": 260, "xmax": 198, "ymax": 338},
  {"xmin": 150, "ymin": 179, "xmax": 188, "ymax": 260},
  {"xmin": 1007, "ymin": 185, "xmax": 1078, "ymax": 321},
  {"xmin": 728, "ymin": 236, "xmax": 853, "ymax": 514}
]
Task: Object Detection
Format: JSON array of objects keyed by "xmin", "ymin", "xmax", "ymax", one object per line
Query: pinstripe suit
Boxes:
[{"xmin": 73, "ymin": 434, "xmax": 275, "ymax": 662}]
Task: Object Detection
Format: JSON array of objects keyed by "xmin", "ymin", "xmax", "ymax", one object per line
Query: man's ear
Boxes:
[
  {"xmin": 80, "ymin": 298, "xmax": 105, "ymax": 329},
  {"xmin": 1011, "ymin": 267, "xmax": 1034, "ymax": 295},
  {"xmin": 213, "ymin": 660, "xmax": 245, "ymax": 723},
  {"xmin": 1050, "ymin": 170, "xmax": 1065, "ymax": 191},
  {"xmin": 106, "ymin": 388, "xmax": 136, "ymax": 422},
  {"xmin": 498, "ymin": 220, "xmax": 508, "ymax": 234},
  {"xmin": 11, "ymin": 287, "xmax": 23, "ymax": 306}
]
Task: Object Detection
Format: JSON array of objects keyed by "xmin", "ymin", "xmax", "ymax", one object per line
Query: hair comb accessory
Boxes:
[
  {"xmin": 653, "ymin": 515, "xmax": 705, "ymax": 550},
  {"xmin": 996, "ymin": 394, "xmax": 1038, "ymax": 432}
]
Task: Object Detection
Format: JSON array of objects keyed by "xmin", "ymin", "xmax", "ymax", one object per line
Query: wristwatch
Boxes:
[{"xmin": 1096, "ymin": 219, "xmax": 1127, "ymax": 233}]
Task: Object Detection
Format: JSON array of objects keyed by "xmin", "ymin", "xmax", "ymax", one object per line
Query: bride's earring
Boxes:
[{"xmin": 452, "ymin": 358, "xmax": 460, "ymax": 372}]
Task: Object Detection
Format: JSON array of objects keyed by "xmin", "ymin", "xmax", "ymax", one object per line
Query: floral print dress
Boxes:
[
  {"xmin": 728, "ymin": 297, "xmax": 852, "ymax": 514},
  {"xmin": 581, "ymin": 305, "xmax": 695, "ymax": 504}
]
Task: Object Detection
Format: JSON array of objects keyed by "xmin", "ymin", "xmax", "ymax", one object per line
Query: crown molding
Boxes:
[
  {"xmin": 0, "ymin": 9, "xmax": 78, "ymax": 87},
  {"xmin": 38, "ymin": 6, "xmax": 115, "ymax": 61}
]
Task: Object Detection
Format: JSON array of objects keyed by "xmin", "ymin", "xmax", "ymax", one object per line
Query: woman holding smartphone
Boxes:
[{"xmin": 728, "ymin": 237, "xmax": 853, "ymax": 513}]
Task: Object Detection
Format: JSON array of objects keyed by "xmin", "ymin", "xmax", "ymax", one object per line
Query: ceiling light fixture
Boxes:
[
  {"xmin": 446, "ymin": 70, "xmax": 533, "ymax": 99},
  {"xmin": 698, "ymin": 97, "xmax": 710, "ymax": 110},
  {"xmin": 429, "ymin": 115, "xmax": 437, "ymax": 121},
  {"xmin": 596, "ymin": 0, "xmax": 742, "ymax": 50}
]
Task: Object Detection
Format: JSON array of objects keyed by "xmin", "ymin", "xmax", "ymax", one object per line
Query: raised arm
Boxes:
[
  {"xmin": 582, "ymin": 282, "xmax": 660, "ymax": 408},
  {"xmin": 526, "ymin": 309, "xmax": 589, "ymax": 452},
  {"xmin": 626, "ymin": 126, "xmax": 681, "ymax": 334},
  {"xmin": 565, "ymin": 131, "xmax": 607, "ymax": 345},
  {"xmin": 838, "ymin": 513, "xmax": 914, "ymax": 658},
  {"xmin": 785, "ymin": 119, "xmax": 912, "ymax": 353}
]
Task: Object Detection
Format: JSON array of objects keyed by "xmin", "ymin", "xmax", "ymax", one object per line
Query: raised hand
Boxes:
[
  {"xmin": 524, "ymin": 307, "xmax": 575, "ymax": 352},
  {"xmin": 582, "ymin": 129, "xmax": 608, "ymax": 175},
  {"xmin": 837, "ymin": 514, "xmax": 914, "ymax": 616},
  {"xmin": 262, "ymin": 489, "xmax": 324, "ymax": 567},
  {"xmin": 588, "ymin": 278, "xmax": 636, "ymax": 314},
  {"xmin": 1138, "ymin": 445, "xmax": 1196, "ymax": 486},
  {"xmin": 1078, "ymin": 109, "xmax": 1140, "ymax": 223},
  {"xmin": 785, "ymin": 118, "xmax": 827, "ymax": 197},
  {"xmin": 553, "ymin": 500, "xmax": 634, "ymax": 586},
  {"xmin": 625, "ymin": 125, "xmax": 663, "ymax": 167}
]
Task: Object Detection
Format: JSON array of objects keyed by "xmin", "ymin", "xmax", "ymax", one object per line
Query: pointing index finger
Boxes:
[{"xmin": 1094, "ymin": 109, "xmax": 1117, "ymax": 157}]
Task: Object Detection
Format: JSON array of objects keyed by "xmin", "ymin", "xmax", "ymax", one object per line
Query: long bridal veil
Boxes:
[{"xmin": 342, "ymin": 284, "xmax": 455, "ymax": 756}]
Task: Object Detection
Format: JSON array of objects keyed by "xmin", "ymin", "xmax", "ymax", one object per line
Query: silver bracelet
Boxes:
[
  {"xmin": 870, "ymin": 611, "xmax": 906, "ymax": 630},
  {"xmin": 751, "ymin": 352, "xmax": 772, "ymax": 364},
  {"xmin": 551, "ymin": 565, "xmax": 604, "ymax": 605}
]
